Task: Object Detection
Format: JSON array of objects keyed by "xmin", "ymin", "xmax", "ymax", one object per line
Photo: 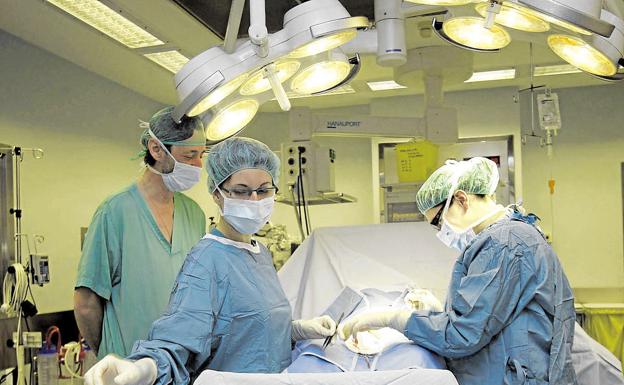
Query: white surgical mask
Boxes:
[
  {"xmin": 147, "ymin": 130, "xmax": 202, "ymax": 192},
  {"xmin": 437, "ymin": 207, "xmax": 504, "ymax": 252},
  {"xmin": 217, "ymin": 187, "xmax": 274, "ymax": 235}
]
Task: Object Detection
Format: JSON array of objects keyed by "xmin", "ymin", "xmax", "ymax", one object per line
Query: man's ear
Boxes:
[
  {"xmin": 147, "ymin": 138, "xmax": 165, "ymax": 162},
  {"xmin": 453, "ymin": 190, "xmax": 470, "ymax": 210}
]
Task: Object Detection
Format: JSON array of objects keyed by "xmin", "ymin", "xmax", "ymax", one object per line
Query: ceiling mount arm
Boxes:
[
  {"xmin": 223, "ymin": 0, "xmax": 246, "ymax": 53},
  {"xmin": 249, "ymin": 0, "xmax": 269, "ymax": 57}
]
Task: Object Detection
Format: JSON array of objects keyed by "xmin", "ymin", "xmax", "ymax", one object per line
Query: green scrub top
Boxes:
[{"xmin": 75, "ymin": 183, "xmax": 206, "ymax": 358}]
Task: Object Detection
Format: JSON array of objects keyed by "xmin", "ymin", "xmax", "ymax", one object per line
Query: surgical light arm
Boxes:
[{"xmin": 249, "ymin": 0, "xmax": 269, "ymax": 58}]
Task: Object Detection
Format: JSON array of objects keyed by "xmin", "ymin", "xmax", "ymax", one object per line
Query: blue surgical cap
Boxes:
[
  {"xmin": 206, "ymin": 137, "xmax": 280, "ymax": 192},
  {"xmin": 139, "ymin": 106, "xmax": 206, "ymax": 151},
  {"xmin": 416, "ymin": 157, "xmax": 499, "ymax": 214}
]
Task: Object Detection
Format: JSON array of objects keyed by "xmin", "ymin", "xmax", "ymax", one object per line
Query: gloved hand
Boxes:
[
  {"xmin": 339, "ymin": 310, "xmax": 412, "ymax": 341},
  {"xmin": 291, "ymin": 315, "xmax": 337, "ymax": 341},
  {"xmin": 84, "ymin": 355, "xmax": 157, "ymax": 385}
]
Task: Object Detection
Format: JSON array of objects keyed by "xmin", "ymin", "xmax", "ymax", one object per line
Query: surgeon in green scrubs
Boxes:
[{"xmin": 74, "ymin": 106, "xmax": 207, "ymax": 358}]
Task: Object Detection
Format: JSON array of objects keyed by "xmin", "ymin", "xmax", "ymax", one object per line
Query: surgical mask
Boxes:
[
  {"xmin": 147, "ymin": 130, "xmax": 201, "ymax": 192},
  {"xmin": 217, "ymin": 187, "xmax": 274, "ymax": 234},
  {"xmin": 437, "ymin": 207, "xmax": 504, "ymax": 252}
]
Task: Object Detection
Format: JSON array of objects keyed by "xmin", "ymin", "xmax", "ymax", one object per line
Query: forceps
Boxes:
[{"xmin": 321, "ymin": 312, "xmax": 345, "ymax": 350}]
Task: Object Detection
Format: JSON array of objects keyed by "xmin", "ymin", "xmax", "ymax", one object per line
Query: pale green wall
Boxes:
[{"xmin": 522, "ymin": 85, "xmax": 624, "ymax": 290}]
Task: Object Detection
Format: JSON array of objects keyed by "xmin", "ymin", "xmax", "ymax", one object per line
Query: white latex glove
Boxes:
[
  {"xmin": 339, "ymin": 310, "xmax": 412, "ymax": 341},
  {"xmin": 291, "ymin": 315, "xmax": 337, "ymax": 341},
  {"xmin": 84, "ymin": 355, "xmax": 157, "ymax": 385}
]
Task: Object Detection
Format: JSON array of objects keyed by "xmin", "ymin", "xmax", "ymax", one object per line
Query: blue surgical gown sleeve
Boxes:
[
  {"xmin": 127, "ymin": 249, "xmax": 223, "ymax": 385},
  {"xmin": 404, "ymin": 235, "xmax": 537, "ymax": 359}
]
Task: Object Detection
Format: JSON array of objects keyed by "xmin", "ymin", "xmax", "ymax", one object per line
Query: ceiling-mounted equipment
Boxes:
[
  {"xmin": 474, "ymin": 2, "xmax": 550, "ymax": 33},
  {"xmin": 374, "ymin": 0, "xmax": 407, "ymax": 66},
  {"xmin": 426, "ymin": 0, "xmax": 624, "ymax": 80},
  {"xmin": 442, "ymin": 16, "xmax": 512, "ymax": 50},
  {"xmin": 548, "ymin": 9, "xmax": 624, "ymax": 78},
  {"xmin": 171, "ymin": 0, "xmax": 368, "ymax": 143},
  {"xmin": 509, "ymin": 0, "xmax": 613, "ymax": 36}
]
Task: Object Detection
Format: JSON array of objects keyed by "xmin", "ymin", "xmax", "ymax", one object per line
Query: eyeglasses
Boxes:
[
  {"xmin": 220, "ymin": 185, "xmax": 277, "ymax": 200},
  {"xmin": 429, "ymin": 198, "xmax": 453, "ymax": 231},
  {"xmin": 429, "ymin": 205, "xmax": 445, "ymax": 231}
]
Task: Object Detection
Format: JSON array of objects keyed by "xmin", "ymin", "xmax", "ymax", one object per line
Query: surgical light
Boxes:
[
  {"xmin": 529, "ymin": 12, "xmax": 589, "ymax": 35},
  {"xmin": 507, "ymin": 0, "xmax": 614, "ymax": 37},
  {"xmin": 475, "ymin": 3, "xmax": 550, "ymax": 33},
  {"xmin": 509, "ymin": 3, "xmax": 590, "ymax": 35},
  {"xmin": 46, "ymin": 0, "xmax": 163, "ymax": 48},
  {"xmin": 206, "ymin": 99, "xmax": 260, "ymax": 142},
  {"xmin": 443, "ymin": 17, "xmax": 511, "ymax": 50},
  {"xmin": 547, "ymin": 35, "xmax": 618, "ymax": 76},
  {"xmin": 240, "ymin": 60, "xmax": 301, "ymax": 96},
  {"xmin": 288, "ymin": 30, "xmax": 358, "ymax": 59},
  {"xmin": 187, "ymin": 73, "xmax": 249, "ymax": 117},
  {"xmin": 290, "ymin": 55, "xmax": 351, "ymax": 95},
  {"xmin": 171, "ymin": 0, "xmax": 369, "ymax": 139}
]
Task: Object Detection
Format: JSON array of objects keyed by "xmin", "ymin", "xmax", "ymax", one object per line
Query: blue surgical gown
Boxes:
[
  {"xmin": 127, "ymin": 229, "xmax": 293, "ymax": 385},
  {"xmin": 75, "ymin": 183, "xmax": 205, "ymax": 358},
  {"xmin": 404, "ymin": 213, "xmax": 577, "ymax": 385}
]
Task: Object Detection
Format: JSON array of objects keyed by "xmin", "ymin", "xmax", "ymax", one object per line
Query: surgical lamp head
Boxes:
[
  {"xmin": 548, "ymin": 9, "xmax": 624, "ymax": 77},
  {"xmin": 429, "ymin": 0, "xmax": 623, "ymax": 80},
  {"xmin": 171, "ymin": 0, "xmax": 368, "ymax": 144},
  {"xmin": 474, "ymin": 2, "xmax": 550, "ymax": 33},
  {"xmin": 290, "ymin": 50, "xmax": 353, "ymax": 94}
]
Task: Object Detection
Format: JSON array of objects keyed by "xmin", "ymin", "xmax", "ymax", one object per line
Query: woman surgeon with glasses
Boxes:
[{"xmin": 85, "ymin": 137, "xmax": 336, "ymax": 385}]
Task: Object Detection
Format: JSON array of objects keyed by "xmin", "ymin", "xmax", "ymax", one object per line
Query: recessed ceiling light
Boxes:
[
  {"xmin": 366, "ymin": 80, "xmax": 407, "ymax": 91},
  {"xmin": 534, "ymin": 64, "xmax": 582, "ymax": 77},
  {"xmin": 47, "ymin": 0, "xmax": 164, "ymax": 49},
  {"xmin": 143, "ymin": 50, "xmax": 189, "ymax": 73},
  {"xmin": 465, "ymin": 68, "xmax": 516, "ymax": 83}
]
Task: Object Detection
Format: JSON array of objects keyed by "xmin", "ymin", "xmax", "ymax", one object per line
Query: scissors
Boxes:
[{"xmin": 321, "ymin": 312, "xmax": 345, "ymax": 350}]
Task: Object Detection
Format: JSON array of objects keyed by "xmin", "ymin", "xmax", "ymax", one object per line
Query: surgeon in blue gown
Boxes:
[
  {"xmin": 85, "ymin": 137, "xmax": 337, "ymax": 385},
  {"xmin": 341, "ymin": 157, "xmax": 577, "ymax": 385}
]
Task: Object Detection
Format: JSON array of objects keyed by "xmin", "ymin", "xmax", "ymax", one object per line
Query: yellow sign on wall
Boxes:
[{"xmin": 395, "ymin": 141, "xmax": 438, "ymax": 183}]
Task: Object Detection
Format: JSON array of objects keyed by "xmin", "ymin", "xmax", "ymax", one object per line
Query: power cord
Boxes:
[{"xmin": 1, "ymin": 263, "xmax": 28, "ymax": 315}]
